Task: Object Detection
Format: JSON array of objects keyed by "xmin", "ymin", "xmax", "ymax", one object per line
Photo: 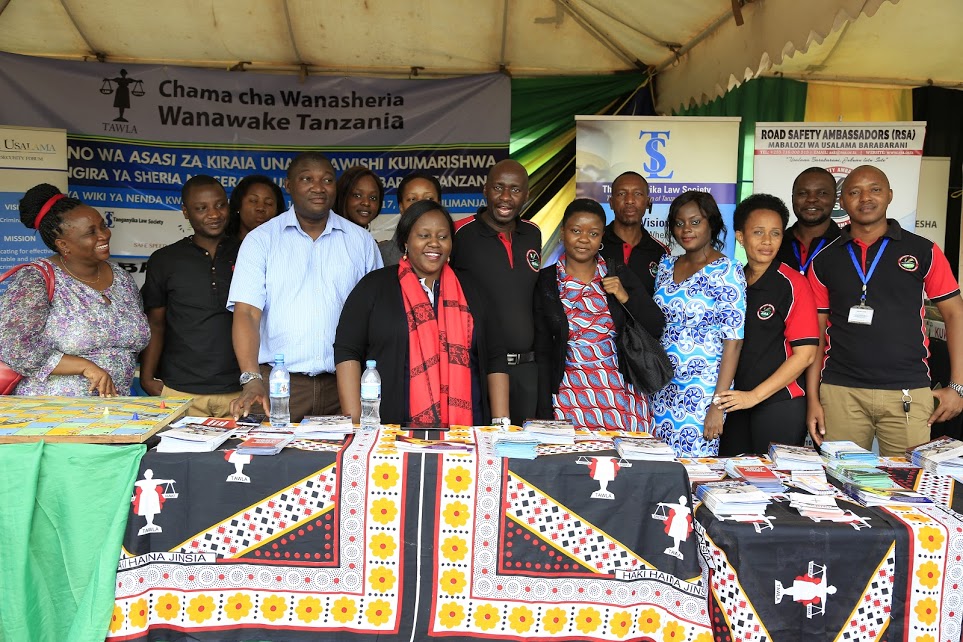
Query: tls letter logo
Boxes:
[{"xmin": 638, "ymin": 131, "xmax": 674, "ymax": 179}]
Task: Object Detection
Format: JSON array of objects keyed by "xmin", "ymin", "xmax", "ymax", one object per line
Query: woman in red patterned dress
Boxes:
[{"xmin": 533, "ymin": 199, "xmax": 664, "ymax": 431}]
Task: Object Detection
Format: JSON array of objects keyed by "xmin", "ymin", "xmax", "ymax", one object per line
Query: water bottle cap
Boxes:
[
  {"xmin": 275, "ymin": 354, "xmax": 284, "ymax": 363},
  {"xmin": 365, "ymin": 360, "xmax": 377, "ymax": 368}
]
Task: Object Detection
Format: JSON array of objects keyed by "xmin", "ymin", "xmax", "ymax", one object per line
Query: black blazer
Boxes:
[
  {"xmin": 334, "ymin": 266, "xmax": 508, "ymax": 425},
  {"xmin": 533, "ymin": 261, "xmax": 665, "ymax": 419}
]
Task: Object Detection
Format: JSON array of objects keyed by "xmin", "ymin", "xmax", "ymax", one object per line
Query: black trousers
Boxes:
[
  {"xmin": 508, "ymin": 361, "xmax": 538, "ymax": 426},
  {"xmin": 719, "ymin": 396, "xmax": 807, "ymax": 456}
]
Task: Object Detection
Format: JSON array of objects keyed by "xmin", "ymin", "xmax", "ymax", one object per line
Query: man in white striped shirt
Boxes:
[{"xmin": 228, "ymin": 152, "xmax": 383, "ymax": 421}]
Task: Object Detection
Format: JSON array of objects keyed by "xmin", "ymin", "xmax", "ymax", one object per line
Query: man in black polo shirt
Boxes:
[
  {"xmin": 776, "ymin": 167, "xmax": 841, "ymax": 274},
  {"xmin": 450, "ymin": 159, "xmax": 540, "ymax": 426},
  {"xmin": 806, "ymin": 165, "xmax": 963, "ymax": 456},
  {"xmin": 141, "ymin": 175, "xmax": 241, "ymax": 417},
  {"xmin": 599, "ymin": 171, "xmax": 668, "ymax": 294}
]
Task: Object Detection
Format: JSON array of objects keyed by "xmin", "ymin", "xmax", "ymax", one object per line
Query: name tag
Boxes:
[{"xmin": 848, "ymin": 304, "xmax": 874, "ymax": 325}]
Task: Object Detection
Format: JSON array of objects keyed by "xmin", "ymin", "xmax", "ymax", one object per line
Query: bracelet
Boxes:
[{"xmin": 947, "ymin": 382, "xmax": 963, "ymax": 398}]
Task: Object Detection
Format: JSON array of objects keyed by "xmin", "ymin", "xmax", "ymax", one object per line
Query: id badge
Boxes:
[{"xmin": 849, "ymin": 304, "xmax": 874, "ymax": 325}]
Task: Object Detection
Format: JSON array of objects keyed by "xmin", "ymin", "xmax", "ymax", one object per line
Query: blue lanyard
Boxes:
[
  {"xmin": 846, "ymin": 238, "xmax": 889, "ymax": 304},
  {"xmin": 793, "ymin": 238, "xmax": 827, "ymax": 274}
]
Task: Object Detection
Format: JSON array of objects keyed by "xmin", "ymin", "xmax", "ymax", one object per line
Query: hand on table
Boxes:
[
  {"xmin": 82, "ymin": 364, "xmax": 118, "ymax": 397},
  {"xmin": 231, "ymin": 380, "xmax": 268, "ymax": 419}
]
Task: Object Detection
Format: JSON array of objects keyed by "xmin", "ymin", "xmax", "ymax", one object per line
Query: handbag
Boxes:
[
  {"xmin": 0, "ymin": 259, "xmax": 56, "ymax": 394},
  {"xmin": 616, "ymin": 300, "xmax": 674, "ymax": 396}
]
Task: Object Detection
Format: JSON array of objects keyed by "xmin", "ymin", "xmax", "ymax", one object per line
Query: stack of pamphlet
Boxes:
[
  {"xmin": 820, "ymin": 440, "xmax": 879, "ymax": 467},
  {"xmin": 491, "ymin": 430, "xmax": 540, "ymax": 459},
  {"xmin": 729, "ymin": 464, "xmax": 786, "ymax": 494},
  {"xmin": 826, "ymin": 465, "xmax": 893, "ymax": 489},
  {"xmin": 235, "ymin": 431, "xmax": 295, "ymax": 455},
  {"xmin": 769, "ymin": 443, "xmax": 824, "ymax": 471},
  {"xmin": 790, "ymin": 470, "xmax": 835, "ymax": 495},
  {"xmin": 677, "ymin": 458, "xmax": 726, "ymax": 483},
  {"xmin": 907, "ymin": 436, "xmax": 963, "ymax": 476},
  {"xmin": 722, "ymin": 456, "xmax": 770, "ymax": 476},
  {"xmin": 394, "ymin": 436, "xmax": 474, "ymax": 453},
  {"xmin": 842, "ymin": 484, "xmax": 933, "ymax": 507},
  {"xmin": 295, "ymin": 415, "xmax": 355, "ymax": 440},
  {"xmin": 613, "ymin": 436, "xmax": 675, "ymax": 461},
  {"xmin": 695, "ymin": 480, "xmax": 771, "ymax": 516},
  {"xmin": 788, "ymin": 492, "xmax": 846, "ymax": 519},
  {"xmin": 521, "ymin": 420, "xmax": 576, "ymax": 445},
  {"xmin": 157, "ymin": 417, "xmax": 237, "ymax": 453}
]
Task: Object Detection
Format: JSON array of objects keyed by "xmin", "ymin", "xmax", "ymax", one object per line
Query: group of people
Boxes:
[{"xmin": 2, "ymin": 152, "xmax": 961, "ymax": 459}]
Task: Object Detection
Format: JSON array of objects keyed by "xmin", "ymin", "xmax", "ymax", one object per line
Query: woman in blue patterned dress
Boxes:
[
  {"xmin": 534, "ymin": 199, "xmax": 665, "ymax": 430},
  {"xmin": 651, "ymin": 191, "xmax": 746, "ymax": 455},
  {"xmin": 0, "ymin": 184, "xmax": 149, "ymax": 396}
]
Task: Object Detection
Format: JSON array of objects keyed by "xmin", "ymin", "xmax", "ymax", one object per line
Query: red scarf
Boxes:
[{"xmin": 399, "ymin": 258, "xmax": 474, "ymax": 427}]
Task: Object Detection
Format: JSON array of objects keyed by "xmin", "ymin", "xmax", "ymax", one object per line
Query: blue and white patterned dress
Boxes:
[
  {"xmin": 651, "ymin": 255, "xmax": 746, "ymax": 455},
  {"xmin": 552, "ymin": 257, "xmax": 651, "ymax": 432}
]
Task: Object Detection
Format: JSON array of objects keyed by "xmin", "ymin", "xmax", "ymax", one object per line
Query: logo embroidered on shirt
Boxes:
[
  {"xmin": 757, "ymin": 304, "xmax": 776, "ymax": 320},
  {"xmin": 898, "ymin": 255, "xmax": 919, "ymax": 272},
  {"xmin": 649, "ymin": 261, "xmax": 658, "ymax": 277},
  {"xmin": 526, "ymin": 249, "xmax": 540, "ymax": 272}
]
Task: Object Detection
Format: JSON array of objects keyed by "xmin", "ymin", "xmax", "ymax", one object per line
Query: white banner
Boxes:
[
  {"xmin": 915, "ymin": 156, "xmax": 950, "ymax": 251},
  {"xmin": 0, "ymin": 126, "xmax": 68, "ymax": 276},
  {"xmin": 753, "ymin": 122, "xmax": 926, "ymax": 231},
  {"xmin": 576, "ymin": 116, "xmax": 741, "ymax": 257},
  {"xmin": 0, "ymin": 52, "xmax": 510, "ymax": 285}
]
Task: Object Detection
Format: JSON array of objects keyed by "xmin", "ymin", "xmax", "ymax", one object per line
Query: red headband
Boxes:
[{"xmin": 33, "ymin": 193, "xmax": 66, "ymax": 230}]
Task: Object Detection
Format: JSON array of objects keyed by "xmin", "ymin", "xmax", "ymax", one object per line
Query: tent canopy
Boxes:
[{"xmin": 3, "ymin": 0, "xmax": 948, "ymax": 112}]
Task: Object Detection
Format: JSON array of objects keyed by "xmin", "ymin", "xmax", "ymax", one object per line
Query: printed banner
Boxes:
[
  {"xmin": 915, "ymin": 157, "xmax": 951, "ymax": 251},
  {"xmin": 0, "ymin": 52, "xmax": 510, "ymax": 281},
  {"xmin": 752, "ymin": 122, "xmax": 926, "ymax": 232},
  {"xmin": 575, "ymin": 116, "xmax": 741, "ymax": 257},
  {"xmin": 0, "ymin": 126, "xmax": 68, "ymax": 276}
]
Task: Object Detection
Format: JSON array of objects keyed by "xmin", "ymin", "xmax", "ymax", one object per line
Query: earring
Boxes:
[
  {"xmin": 403, "ymin": 246, "xmax": 408, "ymax": 259},
  {"xmin": 598, "ymin": 242, "xmax": 604, "ymax": 251}
]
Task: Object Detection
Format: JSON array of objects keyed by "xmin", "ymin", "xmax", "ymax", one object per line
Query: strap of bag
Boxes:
[{"xmin": 0, "ymin": 260, "xmax": 55, "ymax": 301}]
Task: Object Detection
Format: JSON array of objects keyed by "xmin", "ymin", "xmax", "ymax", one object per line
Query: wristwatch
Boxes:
[
  {"xmin": 948, "ymin": 382, "xmax": 963, "ymax": 398},
  {"xmin": 239, "ymin": 371, "xmax": 263, "ymax": 386},
  {"xmin": 491, "ymin": 417, "xmax": 511, "ymax": 430}
]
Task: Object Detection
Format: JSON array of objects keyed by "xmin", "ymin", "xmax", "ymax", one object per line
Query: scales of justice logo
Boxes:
[{"xmin": 100, "ymin": 69, "xmax": 145, "ymax": 122}]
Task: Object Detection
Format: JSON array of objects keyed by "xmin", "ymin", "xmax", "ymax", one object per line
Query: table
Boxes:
[
  {"xmin": 107, "ymin": 428, "xmax": 713, "ymax": 641},
  {"xmin": 696, "ymin": 470, "xmax": 963, "ymax": 642}
]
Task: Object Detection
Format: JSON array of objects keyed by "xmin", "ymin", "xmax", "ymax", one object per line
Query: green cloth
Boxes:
[
  {"xmin": 675, "ymin": 77, "xmax": 808, "ymax": 200},
  {"xmin": 511, "ymin": 74, "xmax": 647, "ymax": 162},
  {"xmin": 0, "ymin": 442, "xmax": 144, "ymax": 642}
]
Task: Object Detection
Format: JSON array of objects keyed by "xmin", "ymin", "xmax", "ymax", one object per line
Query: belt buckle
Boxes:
[{"xmin": 506, "ymin": 353, "xmax": 519, "ymax": 366}]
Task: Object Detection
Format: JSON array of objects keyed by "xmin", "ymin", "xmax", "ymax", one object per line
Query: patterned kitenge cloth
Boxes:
[
  {"xmin": 0, "ymin": 259, "xmax": 150, "ymax": 395},
  {"xmin": 650, "ymin": 255, "xmax": 745, "ymax": 456},
  {"xmin": 552, "ymin": 256, "xmax": 651, "ymax": 432}
]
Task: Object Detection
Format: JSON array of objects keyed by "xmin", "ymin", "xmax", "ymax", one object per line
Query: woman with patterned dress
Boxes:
[
  {"xmin": 534, "ymin": 199, "xmax": 665, "ymax": 431},
  {"xmin": 651, "ymin": 191, "xmax": 746, "ymax": 455},
  {"xmin": 0, "ymin": 184, "xmax": 150, "ymax": 396}
]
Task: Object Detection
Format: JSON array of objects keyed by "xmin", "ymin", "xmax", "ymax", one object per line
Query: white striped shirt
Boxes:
[{"xmin": 227, "ymin": 207, "xmax": 382, "ymax": 374}]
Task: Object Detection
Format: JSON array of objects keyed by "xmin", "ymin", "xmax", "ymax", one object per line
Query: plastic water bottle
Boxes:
[
  {"xmin": 360, "ymin": 359, "xmax": 381, "ymax": 428},
  {"xmin": 269, "ymin": 353, "xmax": 290, "ymax": 427}
]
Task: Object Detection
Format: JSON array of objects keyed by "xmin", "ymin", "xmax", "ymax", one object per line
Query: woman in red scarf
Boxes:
[{"xmin": 335, "ymin": 200, "xmax": 510, "ymax": 426}]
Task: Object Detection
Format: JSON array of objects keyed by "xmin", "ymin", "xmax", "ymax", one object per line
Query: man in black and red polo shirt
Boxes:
[
  {"xmin": 776, "ymin": 167, "xmax": 841, "ymax": 274},
  {"xmin": 599, "ymin": 171, "xmax": 668, "ymax": 294},
  {"xmin": 450, "ymin": 159, "xmax": 541, "ymax": 426},
  {"xmin": 806, "ymin": 165, "xmax": 963, "ymax": 456}
]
